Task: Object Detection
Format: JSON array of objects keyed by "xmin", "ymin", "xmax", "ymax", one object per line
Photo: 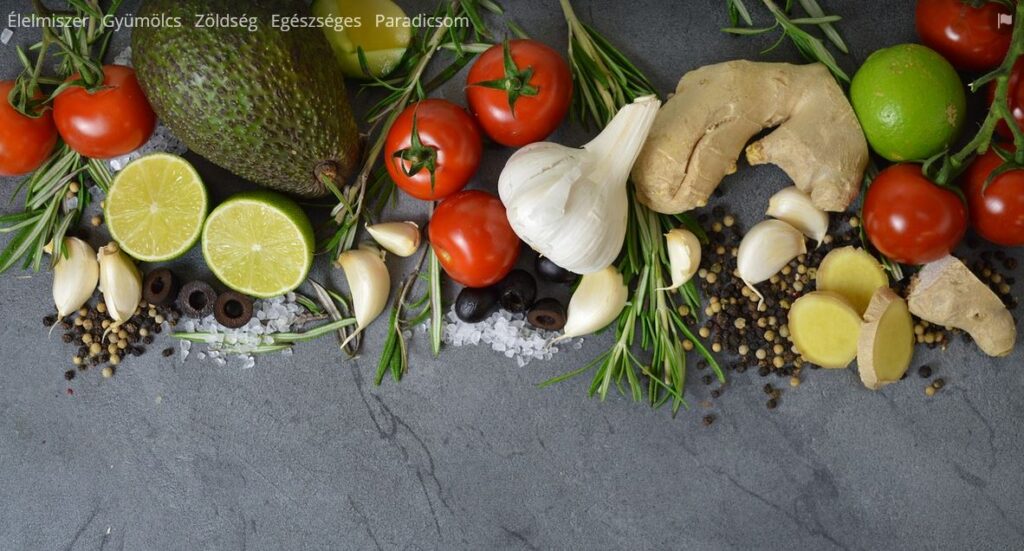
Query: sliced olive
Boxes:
[
  {"xmin": 142, "ymin": 268, "xmax": 180, "ymax": 306},
  {"xmin": 535, "ymin": 256, "xmax": 577, "ymax": 284},
  {"xmin": 214, "ymin": 291, "xmax": 254, "ymax": 329},
  {"xmin": 455, "ymin": 286, "xmax": 500, "ymax": 323},
  {"xmin": 177, "ymin": 281, "xmax": 217, "ymax": 318},
  {"xmin": 497, "ymin": 269, "xmax": 536, "ymax": 313},
  {"xmin": 527, "ymin": 298, "xmax": 567, "ymax": 331}
]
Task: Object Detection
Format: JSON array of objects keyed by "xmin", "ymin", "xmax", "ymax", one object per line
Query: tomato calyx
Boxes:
[
  {"xmin": 468, "ymin": 40, "xmax": 539, "ymax": 116},
  {"xmin": 391, "ymin": 113, "xmax": 440, "ymax": 192},
  {"xmin": 920, "ymin": 149, "xmax": 970, "ymax": 203}
]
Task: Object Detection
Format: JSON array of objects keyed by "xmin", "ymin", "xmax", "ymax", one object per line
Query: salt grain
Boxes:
[{"xmin": 1, "ymin": 29, "xmax": 12, "ymax": 45}]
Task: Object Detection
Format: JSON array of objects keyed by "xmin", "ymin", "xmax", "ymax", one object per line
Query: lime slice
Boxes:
[
  {"xmin": 201, "ymin": 190, "xmax": 314, "ymax": 298},
  {"xmin": 105, "ymin": 153, "xmax": 208, "ymax": 262}
]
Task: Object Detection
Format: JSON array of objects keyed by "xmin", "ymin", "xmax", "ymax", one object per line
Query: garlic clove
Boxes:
[
  {"xmin": 555, "ymin": 265, "xmax": 628, "ymax": 342},
  {"xmin": 52, "ymin": 237, "xmax": 99, "ymax": 319},
  {"xmin": 658, "ymin": 228, "xmax": 701, "ymax": 291},
  {"xmin": 766, "ymin": 186, "xmax": 829, "ymax": 246},
  {"xmin": 336, "ymin": 247, "xmax": 390, "ymax": 347},
  {"xmin": 97, "ymin": 242, "xmax": 142, "ymax": 327},
  {"xmin": 366, "ymin": 221, "xmax": 421, "ymax": 257},
  {"xmin": 737, "ymin": 219, "xmax": 807, "ymax": 302}
]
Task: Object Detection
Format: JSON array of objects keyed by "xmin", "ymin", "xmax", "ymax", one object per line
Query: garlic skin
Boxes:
[
  {"xmin": 737, "ymin": 220, "xmax": 807, "ymax": 301},
  {"xmin": 97, "ymin": 242, "xmax": 142, "ymax": 326},
  {"xmin": 336, "ymin": 246, "xmax": 390, "ymax": 347},
  {"xmin": 51, "ymin": 237, "xmax": 99, "ymax": 319},
  {"xmin": 658, "ymin": 228, "xmax": 701, "ymax": 291},
  {"xmin": 766, "ymin": 186, "xmax": 829, "ymax": 246},
  {"xmin": 499, "ymin": 95, "xmax": 662, "ymax": 274},
  {"xmin": 366, "ymin": 221, "xmax": 421, "ymax": 257},
  {"xmin": 554, "ymin": 265, "xmax": 628, "ymax": 342}
]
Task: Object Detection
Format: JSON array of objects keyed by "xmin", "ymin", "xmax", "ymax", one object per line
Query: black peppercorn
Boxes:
[
  {"xmin": 64, "ymin": 370, "xmax": 75, "ymax": 381},
  {"xmin": 702, "ymin": 375, "xmax": 713, "ymax": 385},
  {"xmin": 766, "ymin": 398, "xmax": 778, "ymax": 410},
  {"xmin": 43, "ymin": 315, "xmax": 56, "ymax": 327},
  {"xmin": 62, "ymin": 333, "xmax": 74, "ymax": 343},
  {"xmin": 702, "ymin": 415, "xmax": 715, "ymax": 426},
  {"xmin": 161, "ymin": 348, "xmax": 174, "ymax": 357},
  {"xmin": 918, "ymin": 365, "xmax": 932, "ymax": 378}
]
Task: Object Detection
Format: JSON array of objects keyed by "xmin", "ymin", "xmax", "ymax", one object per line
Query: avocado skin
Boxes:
[{"xmin": 132, "ymin": 0, "xmax": 361, "ymax": 198}]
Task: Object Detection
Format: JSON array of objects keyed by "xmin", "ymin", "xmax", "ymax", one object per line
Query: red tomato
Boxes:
[
  {"xmin": 384, "ymin": 99, "xmax": 482, "ymax": 201},
  {"xmin": 915, "ymin": 0, "xmax": 1012, "ymax": 71},
  {"xmin": 992, "ymin": 58, "xmax": 1024, "ymax": 139},
  {"xmin": 429, "ymin": 190, "xmax": 520, "ymax": 287},
  {"xmin": 863, "ymin": 164, "xmax": 967, "ymax": 265},
  {"xmin": 53, "ymin": 65, "xmax": 156, "ymax": 159},
  {"xmin": 963, "ymin": 148, "xmax": 1024, "ymax": 246},
  {"xmin": 466, "ymin": 39, "xmax": 572, "ymax": 147},
  {"xmin": 0, "ymin": 81, "xmax": 58, "ymax": 176}
]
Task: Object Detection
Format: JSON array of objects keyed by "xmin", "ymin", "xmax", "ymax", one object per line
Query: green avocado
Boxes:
[{"xmin": 132, "ymin": 0, "xmax": 361, "ymax": 198}]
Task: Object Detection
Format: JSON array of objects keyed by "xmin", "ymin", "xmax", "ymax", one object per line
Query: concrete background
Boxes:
[{"xmin": 2, "ymin": 0, "xmax": 1023, "ymax": 549}]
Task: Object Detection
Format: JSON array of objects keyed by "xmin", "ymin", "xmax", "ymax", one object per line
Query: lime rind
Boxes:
[{"xmin": 105, "ymin": 153, "xmax": 208, "ymax": 262}]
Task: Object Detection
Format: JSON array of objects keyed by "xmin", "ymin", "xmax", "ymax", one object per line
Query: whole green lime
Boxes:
[{"xmin": 850, "ymin": 43, "xmax": 966, "ymax": 162}]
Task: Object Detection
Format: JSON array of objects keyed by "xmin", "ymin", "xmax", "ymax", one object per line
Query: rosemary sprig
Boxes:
[
  {"xmin": 375, "ymin": 244, "xmax": 438, "ymax": 384},
  {"xmin": 722, "ymin": 0, "xmax": 850, "ymax": 82},
  {"xmin": 0, "ymin": 1, "xmax": 120, "ymax": 273},
  {"xmin": 545, "ymin": 0, "xmax": 720, "ymax": 413}
]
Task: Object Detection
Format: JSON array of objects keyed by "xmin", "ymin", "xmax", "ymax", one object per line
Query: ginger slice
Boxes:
[
  {"xmin": 816, "ymin": 246, "xmax": 889, "ymax": 316},
  {"xmin": 858, "ymin": 287, "xmax": 914, "ymax": 390},
  {"xmin": 788, "ymin": 291, "xmax": 862, "ymax": 369}
]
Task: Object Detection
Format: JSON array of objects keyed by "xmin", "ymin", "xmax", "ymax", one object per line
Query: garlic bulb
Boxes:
[
  {"xmin": 366, "ymin": 221, "xmax": 421, "ymax": 257},
  {"xmin": 737, "ymin": 220, "xmax": 807, "ymax": 302},
  {"xmin": 553, "ymin": 265, "xmax": 628, "ymax": 343},
  {"xmin": 97, "ymin": 242, "xmax": 142, "ymax": 327},
  {"xmin": 498, "ymin": 95, "xmax": 662, "ymax": 274},
  {"xmin": 51, "ymin": 237, "xmax": 99, "ymax": 319},
  {"xmin": 658, "ymin": 228, "xmax": 701, "ymax": 291},
  {"xmin": 766, "ymin": 186, "xmax": 829, "ymax": 246},
  {"xmin": 336, "ymin": 245, "xmax": 390, "ymax": 347}
]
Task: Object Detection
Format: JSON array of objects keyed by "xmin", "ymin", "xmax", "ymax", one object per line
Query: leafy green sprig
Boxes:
[
  {"xmin": 724, "ymin": 0, "xmax": 849, "ymax": 81},
  {"xmin": 544, "ymin": 0, "xmax": 721, "ymax": 413}
]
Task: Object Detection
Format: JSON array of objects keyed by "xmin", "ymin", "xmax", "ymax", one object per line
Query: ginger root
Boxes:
[
  {"xmin": 788, "ymin": 291, "xmax": 862, "ymax": 369},
  {"xmin": 631, "ymin": 60, "xmax": 868, "ymax": 214},
  {"xmin": 815, "ymin": 246, "xmax": 889, "ymax": 316},
  {"xmin": 858, "ymin": 287, "xmax": 915, "ymax": 390},
  {"xmin": 908, "ymin": 256, "xmax": 1016, "ymax": 357}
]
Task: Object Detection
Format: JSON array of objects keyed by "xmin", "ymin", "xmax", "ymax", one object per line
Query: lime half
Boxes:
[
  {"xmin": 201, "ymin": 190, "xmax": 314, "ymax": 298},
  {"xmin": 105, "ymin": 153, "xmax": 208, "ymax": 262}
]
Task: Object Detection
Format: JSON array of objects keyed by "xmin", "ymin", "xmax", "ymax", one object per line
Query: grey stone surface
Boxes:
[{"xmin": 1, "ymin": 0, "xmax": 1023, "ymax": 549}]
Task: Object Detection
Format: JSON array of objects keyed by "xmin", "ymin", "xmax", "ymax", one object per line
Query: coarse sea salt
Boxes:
[
  {"xmin": 179, "ymin": 294, "xmax": 311, "ymax": 368},
  {"xmin": 441, "ymin": 309, "xmax": 582, "ymax": 368},
  {"xmin": 1, "ymin": 29, "xmax": 13, "ymax": 45}
]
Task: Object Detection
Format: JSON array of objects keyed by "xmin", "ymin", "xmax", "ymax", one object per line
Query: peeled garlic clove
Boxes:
[
  {"xmin": 337, "ymin": 247, "xmax": 390, "ymax": 347},
  {"xmin": 554, "ymin": 265, "xmax": 628, "ymax": 342},
  {"xmin": 658, "ymin": 228, "xmax": 701, "ymax": 291},
  {"xmin": 766, "ymin": 186, "xmax": 829, "ymax": 246},
  {"xmin": 366, "ymin": 221, "xmax": 421, "ymax": 257},
  {"xmin": 52, "ymin": 237, "xmax": 99, "ymax": 319},
  {"xmin": 97, "ymin": 242, "xmax": 142, "ymax": 326},
  {"xmin": 737, "ymin": 219, "xmax": 807, "ymax": 302}
]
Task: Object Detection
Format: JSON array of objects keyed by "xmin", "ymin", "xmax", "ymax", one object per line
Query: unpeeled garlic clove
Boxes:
[
  {"xmin": 51, "ymin": 237, "xmax": 99, "ymax": 319},
  {"xmin": 658, "ymin": 228, "xmax": 701, "ymax": 291},
  {"xmin": 97, "ymin": 242, "xmax": 142, "ymax": 326},
  {"xmin": 737, "ymin": 219, "xmax": 807, "ymax": 302},
  {"xmin": 554, "ymin": 265, "xmax": 628, "ymax": 343},
  {"xmin": 766, "ymin": 186, "xmax": 829, "ymax": 246},
  {"xmin": 366, "ymin": 221, "xmax": 421, "ymax": 257},
  {"xmin": 336, "ymin": 246, "xmax": 390, "ymax": 347}
]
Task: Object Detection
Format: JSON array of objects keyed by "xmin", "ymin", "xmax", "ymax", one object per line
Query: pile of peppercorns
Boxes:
[{"xmin": 45, "ymin": 298, "xmax": 180, "ymax": 382}]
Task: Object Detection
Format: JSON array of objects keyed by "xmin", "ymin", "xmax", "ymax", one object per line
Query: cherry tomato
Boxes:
[
  {"xmin": 53, "ymin": 65, "xmax": 156, "ymax": 159},
  {"xmin": 384, "ymin": 99, "xmax": 482, "ymax": 201},
  {"xmin": 0, "ymin": 81, "xmax": 58, "ymax": 176},
  {"xmin": 429, "ymin": 190, "xmax": 520, "ymax": 287},
  {"xmin": 915, "ymin": 0, "xmax": 1012, "ymax": 72},
  {"xmin": 863, "ymin": 163, "xmax": 967, "ymax": 265},
  {"xmin": 963, "ymin": 148, "xmax": 1024, "ymax": 246},
  {"xmin": 991, "ymin": 57, "xmax": 1024, "ymax": 139},
  {"xmin": 466, "ymin": 39, "xmax": 572, "ymax": 147}
]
